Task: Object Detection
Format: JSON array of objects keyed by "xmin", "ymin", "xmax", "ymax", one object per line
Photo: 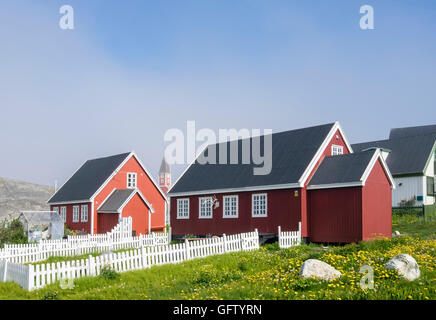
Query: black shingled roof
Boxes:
[
  {"xmin": 48, "ymin": 152, "xmax": 131, "ymax": 204},
  {"xmin": 390, "ymin": 124, "xmax": 436, "ymax": 139},
  {"xmin": 98, "ymin": 189, "xmax": 135, "ymax": 213},
  {"xmin": 352, "ymin": 134, "xmax": 436, "ymax": 176},
  {"xmin": 169, "ymin": 123, "xmax": 335, "ymax": 194},
  {"xmin": 308, "ymin": 150, "xmax": 377, "ymax": 186}
]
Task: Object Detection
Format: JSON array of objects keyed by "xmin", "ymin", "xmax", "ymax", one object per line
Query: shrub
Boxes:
[
  {"xmin": 41, "ymin": 290, "xmax": 59, "ymax": 300},
  {"xmin": 237, "ymin": 257, "xmax": 249, "ymax": 272},
  {"xmin": 99, "ymin": 265, "xmax": 120, "ymax": 280},
  {"xmin": 0, "ymin": 218, "xmax": 27, "ymax": 247}
]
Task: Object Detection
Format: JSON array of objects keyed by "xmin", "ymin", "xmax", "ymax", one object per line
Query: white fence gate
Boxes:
[
  {"xmin": 278, "ymin": 222, "xmax": 301, "ymax": 248},
  {"xmin": 0, "ymin": 229, "xmax": 259, "ymax": 291}
]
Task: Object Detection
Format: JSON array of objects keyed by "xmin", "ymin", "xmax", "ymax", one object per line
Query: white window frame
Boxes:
[
  {"xmin": 177, "ymin": 198, "xmax": 190, "ymax": 219},
  {"xmin": 252, "ymin": 193, "xmax": 267, "ymax": 218},
  {"xmin": 127, "ymin": 172, "xmax": 137, "ymax": 189},
  {"xmin": 72, "ymin": 206, "xmax": 80, "ymax": 222},
  {"xmin": 53, "ymin": 207, "xmax": 59, "ymax": 214},
  {"xmin": 81, "ymin": 205, "xmax": 88, "ymax": 223},
  {"xmin": 331, "ymin": 145, "xmax": 344, "ymax": 156},
  {"xmin": 223, "ymin": 195, "xmax": 238, "ymax": 218},
  {"xmin": 60, "ymin": 206, "xmax": 67, "ymax": 222},
  {"xmin": 199, "ymin": 197, "xmax": 213, "ymax": 219}
]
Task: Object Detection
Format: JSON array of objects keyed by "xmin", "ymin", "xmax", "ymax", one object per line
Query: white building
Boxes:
[{"xmin": 353, "ymin": 124, "xmax": 436, "ymax": 207}]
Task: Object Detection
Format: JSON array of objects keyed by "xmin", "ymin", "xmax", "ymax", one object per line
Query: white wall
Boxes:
[
  {"xmin": 393, "ymin": 176, "xmax": 424, "ymax": 206},
  {"xmin": 423, "ymin": 151, "xmax": 435, "ymax": 205},
  {"xmin": 390, "ymin": 146, "xmax": 435, "ymax": 207}
]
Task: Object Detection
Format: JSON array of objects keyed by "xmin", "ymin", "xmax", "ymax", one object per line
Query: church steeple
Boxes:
[{"xmin": 159, "ymin": 156, "xmax": 171, "ymax": 194}]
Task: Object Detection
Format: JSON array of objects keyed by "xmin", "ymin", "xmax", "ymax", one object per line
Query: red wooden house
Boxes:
[
  {"xmin": 47, "ymin": 152, "xmax": 167, "ymax": 235},
  {"xmin": 168, "ymin": 122, "xmax": 395, "ymax": 243}
]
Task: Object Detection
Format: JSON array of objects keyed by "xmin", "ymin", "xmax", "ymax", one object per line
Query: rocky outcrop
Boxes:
[{"xmin": 0, "ymin": 177, "xmax": 53, "ymax": 221}]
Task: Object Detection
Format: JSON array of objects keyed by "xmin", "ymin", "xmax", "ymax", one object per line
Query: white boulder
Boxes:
[
  {"xmin": 299, "ymin": 259, "xmax": 341, "ymax": 281},
  {"xmin": 385, "ymin": 254, "xmax": 420, "ymax": 281}
]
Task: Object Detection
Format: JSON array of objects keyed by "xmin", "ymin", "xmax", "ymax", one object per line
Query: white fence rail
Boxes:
[
  {"xmin": 0, "ymin": 233, "xmax": 169, "ymax": 264},
  {"xmin": 0, "ymin": 217, "xmax": 170, "ymax": 264},
  {"xmin": 278, "ymin": 222, "xmax": 301, "ymax": 248},
  {"xmin": 0, "ymin": 230, "xmax": 259, "ymax": 291}
]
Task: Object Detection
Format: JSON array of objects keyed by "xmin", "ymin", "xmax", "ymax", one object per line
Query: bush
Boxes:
[
  {"xmin": 99, "ymin": 265, "xmax": 120, "ymax": 280},
  {"xmin": 41, "ymin": 290, "xmax": 59, "ymax": 300},
  {"xmin": 0, "ymin": 218, "xmax": 27, "ymax": 248}
]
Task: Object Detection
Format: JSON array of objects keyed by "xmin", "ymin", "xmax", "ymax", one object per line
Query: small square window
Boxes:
[{"xmin": 332, "ymin": 145, "xmax": 344, "ymax": 156}]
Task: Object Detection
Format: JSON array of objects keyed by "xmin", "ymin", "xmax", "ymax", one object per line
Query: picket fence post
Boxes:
[
  {"xmin": 298, "ymin": 221, "xmax": 302, "ymax": 245},
  {"xmin": 184, "ymin": 239, "xmax": 190, "ymax": 260},
  {"xmin": 222, "ymin": 234, "xmax": 227, "ymax": 253},
  {"xmin": 141, "ymin": 246, "xmax": 147, "ymax": 268},
  {"xmin": 27, "ymin": 264, "xmax": 34, "ymax": 291},
  {"xmin": 3, "ymin": 260, "xmax": 8, "ymax": 282},
  {"xmin": 278, "ymin": 226, "xmax": 281, "ymax": 247},
  {"xmin": 88, "ymin": 255, "xmax": 95, "ymax": 276}
]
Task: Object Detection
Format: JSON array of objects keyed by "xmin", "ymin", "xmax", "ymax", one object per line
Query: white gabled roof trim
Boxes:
[
  {"xmin": 298, "ymin": 121, "xmax": 354, "ymax": 187},
  {"xmin": 97, "ymin": 188, "xmax": 154, "ymax": 214},
  {"xmin": 360, "ymin": 148, "xmax": 396, "ymax": 189},
  {"xmin": 96, "ymin": 188, "xmax": 118, "ymax": 211},
  {"xmin": 90, "ymin": 152, "xmax": 167, "ymax": 203},
  {"xmin": 307, "ymin": 149, "xmax": 396, "ymax": 190},
  {"xmin": 167, "ymin": 144, "xmax": 209, "ymax": 194}
]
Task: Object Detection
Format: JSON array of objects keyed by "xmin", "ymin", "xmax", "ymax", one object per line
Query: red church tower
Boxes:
[{"xmin": 159, "ymin": 156, "xmax": 171, "ymax": 194}]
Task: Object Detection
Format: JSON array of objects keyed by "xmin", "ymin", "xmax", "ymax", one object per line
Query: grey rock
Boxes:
[
  {"xmin": 300, "ymin": 259, "xmax": 341, "ymax": 281},
  {"xmin": 385, "ymin": 254, "xmax": 420, "ymax": 281}
]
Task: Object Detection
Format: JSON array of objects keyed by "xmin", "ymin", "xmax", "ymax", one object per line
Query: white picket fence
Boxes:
[
  {"xmin": 278, "ymin": 222, "xmax": 301, "ymax": 248},
  {"xmin": 0, "ymin": 216, "xmax": 171, "ymax": 264},
  {"xmin": 67, "ymin": 216, "xmax": 133, "ymax": 243},
  {"xmin": 0, "ymin": 233, "xmax": 169, "ymax": 264},
  {"xmin": 0, "ymin": 230, "xmax": 259, "ymax": 291}
]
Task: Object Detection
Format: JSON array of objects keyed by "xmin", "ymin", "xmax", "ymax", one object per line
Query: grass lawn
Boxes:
[{"xmin": 0, "ymin": 214, "xmax": 434, "ymax": 300}]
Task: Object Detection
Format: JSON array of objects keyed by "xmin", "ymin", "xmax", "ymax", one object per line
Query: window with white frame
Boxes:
[
  {"xmin": 332, "ymin": 145, "xmax": 344, "ymax": 156},
  {"xmin": 60, "ymin": 207, "xmax": 66, "ymax": 222},
  {"xmin": 252, "ymin": 194, "xmax": 267, "ymax": 217},
  {"xmin": 199, "ymin": 197, "xmax": 213, "ymax": 219},
  {"xmin": 53, "ymin": 207, "xmax": 59, "ymax": 214},
  {"xmin": 81, "ymin": 205, "xmax": 88, "ymax": 222},
  {"xmin": 127, "ymin": 172, "xmax": 137, "ymax": 189},
  {"xmin": 73, "ymin": 206, "xmax": 80, "ymax": 222},
  {"xmin": 177, "ymin": 198, "xmax": 190, "ymax": 219},
  {"xmin": 223, "ymin": 195, "xmax": 238, "ymax": 218}
]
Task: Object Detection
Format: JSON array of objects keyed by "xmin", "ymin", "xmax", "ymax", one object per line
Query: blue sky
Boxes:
[{"xmin": 0, "ymin": 1, "xmax": 435, "ymax": 186}]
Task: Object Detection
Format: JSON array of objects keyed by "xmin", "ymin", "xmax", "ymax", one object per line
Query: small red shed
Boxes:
[{"xmin": 307, "ymin": 148, "xmax": 395, "ymax": 242}]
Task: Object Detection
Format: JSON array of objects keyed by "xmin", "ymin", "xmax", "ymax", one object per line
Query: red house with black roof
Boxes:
[
  {"xmin": 47, "ymin": 152, "xmax": 167, "ymax": 235},
  {"xmin": 168, "ymin": 122, "xmax": 395, "ymax": 243}
]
